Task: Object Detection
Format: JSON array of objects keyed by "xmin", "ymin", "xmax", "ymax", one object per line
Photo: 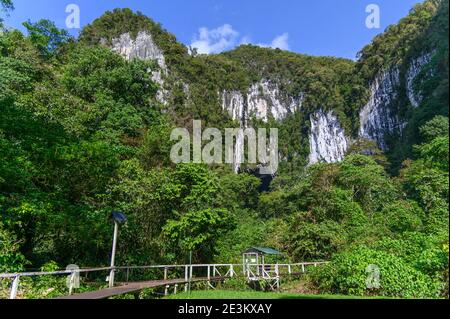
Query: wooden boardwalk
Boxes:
[
  {"xmin": 56, "ymin": 277, "xmax": 222, "ymax": 299},
  {"xmin": 1, "ymin": 262, "xmax": 327, "ymax": 299},
  {"xmin": 56, "ymin": 274, "xmax": 306, "ymax": 299}
]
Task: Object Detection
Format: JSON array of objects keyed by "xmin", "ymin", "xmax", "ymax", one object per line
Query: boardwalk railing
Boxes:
[{"xmin": 0, "ymin": 262, "xmax": 328, "ymax": 299}]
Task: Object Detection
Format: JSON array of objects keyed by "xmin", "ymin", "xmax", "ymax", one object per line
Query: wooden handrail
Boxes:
[{"xmin": 0, "ymin": 262, "xmax": 328, "ymax": 279}]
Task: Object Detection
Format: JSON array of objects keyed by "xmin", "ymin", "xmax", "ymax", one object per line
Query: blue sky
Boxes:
[{"xmin": 3, "ymin": 0, "xmax": 422, "ymax": 59}]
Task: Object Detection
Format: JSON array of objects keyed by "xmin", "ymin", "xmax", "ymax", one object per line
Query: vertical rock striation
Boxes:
[
  {"xmin": 406, "ymin": 53, "xmax": 433, "ymax": 108},
  {"xmin": 308, "ymin": 110, "xmax": 349, "ymax": 165},
  {"xmin": 358, "ymin": 67, "xmax": 403, "ymax": 151},
  {"xmin": 246, "ymin": 80, "xmax": 303, "ymax": 122},
  {"xmin": 111, "ymin": 31, "xmax": 166, "ymax": 69},
  {"xmin": 111, "ymin": 31, "xmax": 168, "ymax": 103},
  {"xmin": 221, "ymin": 80, "xmax": 303, "ymax": 172},
  {"xmin": 220, "ymin": 91, "xmax": 246, "ymax": 173},
  {"xmin": 221, "ymin": 91, "xmax": 246, "ymax": 123},
  {"xmin": 359, "ymin": 52, "xmax": 434, "ymax": 150},
  {"xmin": 221, "ymin": 80, "xmax": 303, "ymax": 124}
]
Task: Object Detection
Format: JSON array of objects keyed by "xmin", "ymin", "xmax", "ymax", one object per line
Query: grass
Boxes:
[{"xmin": 165, "ymin": 290, "xmax": 383, "ymax": 299}]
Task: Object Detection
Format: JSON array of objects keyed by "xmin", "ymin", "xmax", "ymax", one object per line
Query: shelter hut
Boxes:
[{"xmin": 242, "ymin": 247, "xmax": 283, "ymax": 280}]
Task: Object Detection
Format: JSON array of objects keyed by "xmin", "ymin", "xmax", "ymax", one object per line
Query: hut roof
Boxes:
[{"xmin": 243, "ymin": 247, "xmax": 283, "ymax": 255}]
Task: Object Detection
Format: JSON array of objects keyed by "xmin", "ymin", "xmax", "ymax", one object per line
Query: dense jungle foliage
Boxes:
[
  {"xmin": 356, "ymin": 0, "xmax": 449, "ymax": 172},
  {"xmin": 0, "ymin": 0, "xmax": 448, "ymax": 298}
]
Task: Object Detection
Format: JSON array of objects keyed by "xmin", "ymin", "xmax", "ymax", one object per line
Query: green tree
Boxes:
[
  {"xmin": 419, "ymin": 116, "xmax": 449, "ymax": 143},
  {"xmin": 336, "ymin": 155, "xmax": 399, "ymax": 214},
  {"xmin": 399, "ymin": 160, "xmax": 449, "ymax": 234},
  {"xmin": 23, "ymin": 19, "xmax": 72, "ymax": 57},
  {"xmin": 0, "ymin": 0, "xmax": 13, "ymax": 26},
  {"xmin": 373, "ymin": 200, "xmax": 424, "ymax": 235},
  {"xmin": 0, "ymin": 222, "xmax": 27, "ymax": 272},
  {"xmin": 139, "ymin": 119, "xmax": 175, "ymax": 169},
  {"xmin": 0, "ymin": 0, "xmax": 13, "ymax": 10},
  {"xmin": 415, "ymin": 136, "xmax": 449, "ymax": 171},
  {"xmin": 163, "ymin": 209, "xmax": 235, "ymax": 262},
  {"xmin": 218, "ymin": 173, "xmax": 261, "ymax": 210}
]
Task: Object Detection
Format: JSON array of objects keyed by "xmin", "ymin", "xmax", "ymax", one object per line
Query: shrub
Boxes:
[
  {"xmin": 0, "ymin": 224, "xmax": 27, "ymax": 272},
  {"xmin": 311, "ymin": 247, "xmax": 440, "ymax": 298},
  {"xmin": 220, "ymin": 278, "xmax": 251, "ymax": 291}
]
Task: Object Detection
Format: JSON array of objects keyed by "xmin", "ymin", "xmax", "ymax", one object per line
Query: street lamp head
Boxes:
[{"xmin": 111, "ymin": 211, "xmax": 127, "ymax": 225}]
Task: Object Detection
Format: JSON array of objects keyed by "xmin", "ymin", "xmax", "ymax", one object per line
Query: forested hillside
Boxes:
[{"xmin": 1, "ymin": 0, "xmax": 448, "ymax": 298}]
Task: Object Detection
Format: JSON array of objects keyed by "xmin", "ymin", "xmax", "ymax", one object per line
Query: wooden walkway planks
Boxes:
[
  {"xmin": 55, "ymin": 273, "xmax": 306, "ymax": 299},
  {"xmin": 56, "ymin": 277, "xmax": 222, "ymax": 299}
]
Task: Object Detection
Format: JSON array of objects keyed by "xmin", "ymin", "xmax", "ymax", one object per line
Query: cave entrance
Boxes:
[{"xmin": 242, "ymin": 168, "xmax": 274, "ymax": 192}]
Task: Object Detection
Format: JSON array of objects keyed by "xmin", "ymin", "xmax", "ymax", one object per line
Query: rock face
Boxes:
[
  {"xmin": 309, "ymin": 110, "xmax": 349, "ymax": 165},
  {"xmin": 111, "ymin": 31, "xmax": 168, "ymax": 102},
  {"xmin": 221, "ymin": 91, "xmax": 246, "ymax": 123},
  {"xmin": 221, "ymin": 81, "xmax": 351, "ymax": 168},
  {"xmin": 220, "ymin": 91, "xmax": 246, "ymax": 173},
  {"xmin": 111, "ymin": 31, "xmax": 166, "ymax": 69},
  {"xmin": 359, "ymin": 67, "xmax": 403, "ymax": 151},
  {"xmin": 234, "ymin": 129, "xmax": 245, "ymax": 174},
  {"xmin": 247, "ymin": 80, "xmax": 303, "ymax": 122},
  {"xmin": 221, "ymin": 80, "xmax": 303, "ymax": 172},
  {"xmin": 108, "ymin": 30, "xmax": 435, "ymax": 169},
  {"xmin": 359, "ymin": 52, "xmax": 433, "ymax": 150},
  {"xmin": 221, "ymin": 80, "xmax": 303, "ymax": 124},
  {"xmin": 406, "ymin": 53, "xmax": 433, "ymax": 108}
]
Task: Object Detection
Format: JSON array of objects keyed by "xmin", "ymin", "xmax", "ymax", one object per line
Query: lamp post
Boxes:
[{"xmin": 109, "ymin": 211, "xmax": 127, "ymax": 288}]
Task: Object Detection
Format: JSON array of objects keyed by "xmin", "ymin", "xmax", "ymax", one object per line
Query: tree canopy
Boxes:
[{"xmin": 0, "ymin": 0, "xmax": 448, "ymax": 299}]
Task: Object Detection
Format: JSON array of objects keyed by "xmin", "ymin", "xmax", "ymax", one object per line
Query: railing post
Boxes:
[
  {"xmin": 184, "ymin": 266, "xmax": 189, "ymax": 292},
  {"xmin": 230, "ymin": 265, "xmax": 234, "ymax": 278},
  {"xmin": 126, "ymin": 268, "xmax": 130, "ymax": 282},
  {"xmin": 165, "ymin": 285, "xmax": 170, "ymax": 296},
  {"xmin": 9, "ymin": 275, "xmax": 20, "ymax": 299},
  {"xmin": 68, "ymin": 271, "xmax": 76, "ymax": 295},
  {"xmin": 164, "ymin": 267, "xmax": 168, "ymax": 281},
  {"xmin": 302, "ymin": 264, "xmax": 305, "ymax": 273},
  {"xmin": 207, "ymin": 266, "xmax": 211, "ymax": 288},
  {"xmin": 189, "ymin": 265, "xmax": 193, "ymax": 279},
  {"xmin": 288, "ymin": 264, "xmax": 292, "ymax": 275},
  {"xmin": 275, "ymin": 264, "xmax": 280, "ymax": 290},
  {"xmin": 174, "ymin": 284, "xmax": 178, "ymax": 294}
]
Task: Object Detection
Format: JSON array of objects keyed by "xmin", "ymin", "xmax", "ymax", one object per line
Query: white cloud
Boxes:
[
  {"xmin": 270, "ymin": 33, "xmax": 290, "ymax": 50},
  {"xmin": 239, "ymin": 36, "xmax": 252, "ymax": 45},
  {"xmin": 190, "ymin": 24, "xmax": 239, "ymax": 54},
  {"xmin": 258, "ymin": 33, "xmax": 290, "ymax": 51},
  {"xmin": 190, "ymin": 25, "xmax": 290, "ymax": 54}
]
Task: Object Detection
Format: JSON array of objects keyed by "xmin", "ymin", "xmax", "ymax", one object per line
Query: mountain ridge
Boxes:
[
  {"xmin": 79, "ymin": 0, "xmax": 447, "ymax": 171},
  {"xmin": 1, "ymin": 0, "xmax": 448, "ymax": 298}
]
